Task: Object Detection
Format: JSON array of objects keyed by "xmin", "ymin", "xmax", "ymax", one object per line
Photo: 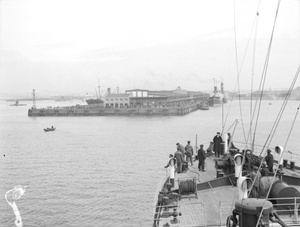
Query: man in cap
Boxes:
[
  {"xmin": 265, "ymin": 149, "xmax": 274, "ymax": 172},
  {"xmin": 176, "ymin": 142, "xmax": 185, "ymax": 159},
  {"xmin": 197, "ymin": 144, "xmax": 206, "ymax": 171},
  {"xmin": 185, "ymin": 141, "xmax": 194, "ymax": 166},
  {"xmin": 213, "ymin": 132, "xmax": 223, "ymax": 157},
  {"xmin": 174, "ymin": 147, "xmax": 184, "ymax": 173}
]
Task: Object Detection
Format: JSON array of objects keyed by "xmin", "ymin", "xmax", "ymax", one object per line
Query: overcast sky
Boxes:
[{"xmin": 0, "ymin": 0, "xmax": 299, "ymax": 97}]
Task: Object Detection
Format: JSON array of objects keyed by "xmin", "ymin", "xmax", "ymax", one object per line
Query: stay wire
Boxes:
[
  {"xmin": 226, "ymin": 1, "xmax": 261, "ymax": 144},
  {"xmin": 252, "ymin": 0, "xmax": 281, "ymax": 151}
]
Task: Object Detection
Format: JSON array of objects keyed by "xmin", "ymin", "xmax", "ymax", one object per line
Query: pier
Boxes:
[{"xmin": 28, "ymin": 103, "xmax": 201, "ymax": 117}]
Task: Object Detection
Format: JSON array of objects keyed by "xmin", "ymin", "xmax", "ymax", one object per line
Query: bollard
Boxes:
[{"xmin": 290, "ymin": 161, "xmax": 295, "ymax": 170}]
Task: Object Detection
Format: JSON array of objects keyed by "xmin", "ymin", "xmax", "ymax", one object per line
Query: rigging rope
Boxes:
[
  {"xmin": 225, "ymin": 0, "xmax": 262, "ymax": 147},
  {"xmin": 252, "ymin": 0, "xmax": 282, "ymax": 152}
]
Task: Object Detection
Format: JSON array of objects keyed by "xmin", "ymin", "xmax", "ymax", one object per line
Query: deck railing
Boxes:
[{"xmin": 268, "ymin": 197, "xmax": 300, "ymax": 224}]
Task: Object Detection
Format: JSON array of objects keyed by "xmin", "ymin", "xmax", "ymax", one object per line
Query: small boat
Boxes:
[
  {"xmin": 44, "ymin": 127, "xmax": 55, "ymax": 132},
  {"xmin": 199, "ymin": 101, "xmax": 210, "ymax": 110}
]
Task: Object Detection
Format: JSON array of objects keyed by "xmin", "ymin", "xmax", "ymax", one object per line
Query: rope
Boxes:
[
  {"xmin": 224, "ymin": 0, "xmax": 262, "ymax": 147},
  {"xmin": 252, "ymin": 0, "xmax": 282, "ymax": 153}
]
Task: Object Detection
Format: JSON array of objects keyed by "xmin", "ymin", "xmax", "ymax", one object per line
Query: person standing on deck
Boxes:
[
  {"xmin": 260, "ymin": 162, "xmax": 270, "ymax": 176},
  {"xmin": 265, "ymin": 149, "xmax": 274, "ymax": 172},
  {"xmin": 213, "ymin": 132, "xmax": 223, "ymax": 157},
  {"xmin": 227, "ymin": 132, "xmax": 237, "ymax": 150},
  {"xmin": 249, "ymin": 166, "xmax": 261, "ymax": 198},
  {"xmin": 185, "ymin": 141, "xmax": 193, "ymax": 166},
  {"xmin": 176, "ymin": 142, "xmax": 185, "ymax": 159},
  {"xmin": 174, "ymin": 147, "xmax": 184, "ymax": 173},
  {"xmin": 197, "ymin": 144, "xmax": 206, "ymax": 171},
  {"xmin": 164, "ymin": 154, "xmax": 177, "ymax": 187}
]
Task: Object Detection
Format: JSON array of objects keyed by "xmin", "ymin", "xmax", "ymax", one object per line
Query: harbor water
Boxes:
[{"xmin": 1, "ymin": 99, "xmax": 299, "ymax": 226}]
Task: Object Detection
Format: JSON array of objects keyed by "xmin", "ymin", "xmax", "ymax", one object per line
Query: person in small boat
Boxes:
[
  {"xmin": 249, "ymin": 166, "xmax": 261, "ymax": 198},
  {"xmin": 197, "ymin": 144, "xmax": 206, "ymax": 172},
  {"xmin": 174, "ymin": 147, "xmax": 184, "ymax": 173},
  {"xmin": 176, "ymin": 142, "xmax": 185, "ymax": 159},
  {"xmin": 185, "ymin": 141, "xmax": 193, "ymax": 166},
  {"xmin": 260, "ymin": 162, "xmax": 270, "ymax": 176},
  {"xmin": 51, "ymin": 126, "xmax": 54, "ymax": 129},
  {"xmin": 213, "ymin": 132, "xmax": 223, "ymax": 157},
  {"xmin": 265, "ymin": 149, "xmax": 274, "ymax": 172}
]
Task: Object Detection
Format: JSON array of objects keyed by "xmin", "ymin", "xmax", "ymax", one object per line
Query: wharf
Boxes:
[{"xmin": 28, "ymin": 103, "xmax": 200, "ymax": 117}]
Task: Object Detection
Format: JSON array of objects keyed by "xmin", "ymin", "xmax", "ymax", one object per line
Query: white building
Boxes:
[{"xmin": 104, "ymin": 93, "xmax": 131, "ymax": 108}]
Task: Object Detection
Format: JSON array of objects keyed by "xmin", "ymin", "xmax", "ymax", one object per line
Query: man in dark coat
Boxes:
[
  {"xmin": 185, "ymin": 141, "xmax": 194, "ymax": 166},
  {"xmin": 213, "ymin": 132, "xmax": 223, "ymax": 157},
  {"xmin": 265, "ymin": 149, "xmax": 274, "ymax": 172},
  {"xmin": 197, "ymin": 144, "xmax": 206, "ymax": 171},
  {"xmin": 174, "ymin": 147, "xmax": 184, "ymax": 173},
  {"xmin": 260, "ymin": 162, "xmax": 270, "ymax": 176}
]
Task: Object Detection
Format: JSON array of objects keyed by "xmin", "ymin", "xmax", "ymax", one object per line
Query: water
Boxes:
[{"xmin": 0, "ymin": 99, "xmax": 299, "ymax": 226}]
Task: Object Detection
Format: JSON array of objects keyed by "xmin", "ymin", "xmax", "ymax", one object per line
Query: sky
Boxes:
[{"xmin": 0, "ymin": 0, "xmax": 299, "ymax": 97}]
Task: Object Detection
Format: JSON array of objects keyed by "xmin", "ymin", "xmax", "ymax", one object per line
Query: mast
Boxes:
[
  {"xmin": 98, "ymin": 80, "xmax": 101, "ymax": 99},
  {"xmin": 32, "ymin": 89, "xmax": 36, "ymax": 109}
]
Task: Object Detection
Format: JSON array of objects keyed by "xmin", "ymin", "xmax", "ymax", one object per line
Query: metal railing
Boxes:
[{"xmin": 268, "ymin": 197, "xmax": 300, "ymax": 224}]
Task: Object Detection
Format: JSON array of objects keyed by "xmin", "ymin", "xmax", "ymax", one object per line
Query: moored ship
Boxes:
[
  {"xmin": 208, "ymin": 87, "xmax": 223, "ymax": 107},
  {"xmin": 85, "ymin": 98, "xmax": 104, "ymax": 105}
]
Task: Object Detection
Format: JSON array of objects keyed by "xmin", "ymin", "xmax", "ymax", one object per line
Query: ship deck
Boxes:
[{"xmin": 156, "ymin": 156, "xmax": 300, "ymax": 227}]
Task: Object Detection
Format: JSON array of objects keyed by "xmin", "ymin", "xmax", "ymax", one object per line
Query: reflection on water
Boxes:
[{"xmin": 0, "ymin": 100, "xmax": 299, "ymax": 226}]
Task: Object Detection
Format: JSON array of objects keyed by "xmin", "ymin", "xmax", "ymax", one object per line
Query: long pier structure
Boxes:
[
  {"xmin": 28, "ymin": 103, "xmax": 201, "ymax": 117},
  {"xmin": 27, "ymin": 87, "xmax": 210, "ymax": 117}
]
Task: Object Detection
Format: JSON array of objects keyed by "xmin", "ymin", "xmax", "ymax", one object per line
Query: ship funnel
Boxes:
[
  {"xmin": 275, "ymin": 146, "xmax": 284, "ymax": 169},
  {"xmin": 237, "ymin": 176, "xmax": 252, "ymax": 199},
  {"xmin": 234, "ymin": 154, "xmax": 245, "ymax": 178}
]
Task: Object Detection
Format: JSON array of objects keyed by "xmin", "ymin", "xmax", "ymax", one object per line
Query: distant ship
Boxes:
[
  {"xmin": 85, "ymin": 81, "xmax": 104, "ymax": 105},
  {"xmin": 10, "ymin": 100, "xmax": 26, "ymax": 106},
  {"xmin": 209, "ymin": 81, "xmax": 228, "ymax": 106},
  {"xmin": 208, "ymin": 84, "xmax": 223, "ymax": 107},
  {"xmin": 85, "ymin": 98, "xmax": 104, "ymax": 105}
]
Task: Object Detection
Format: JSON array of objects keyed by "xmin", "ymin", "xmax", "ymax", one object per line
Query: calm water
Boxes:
[{"xmin": 0, "ymin": 99, "xmax": 299, "ymax": 226}]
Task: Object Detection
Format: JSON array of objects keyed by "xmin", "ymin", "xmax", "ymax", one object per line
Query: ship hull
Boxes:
[
  {"xmin": 85, "ymin": 99, "xmax": 104, "ymax": 105},
  {"xmin": 208, "ymin": 96, "xmax": 222, "ymax": 106}
]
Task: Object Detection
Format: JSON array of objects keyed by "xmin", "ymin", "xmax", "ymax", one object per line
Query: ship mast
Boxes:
[
  {"xmin": 98, "ymin": 80, "xmax": 101, "ymax": 99},
  {"xmin": 32, "ymin": 89, "xmax": 36, "ymax": 109}
]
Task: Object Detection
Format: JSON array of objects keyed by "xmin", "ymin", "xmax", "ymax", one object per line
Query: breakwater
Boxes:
[{"xmin": 28, "ymin": 103, "xmax": 200, "ymax": 116}]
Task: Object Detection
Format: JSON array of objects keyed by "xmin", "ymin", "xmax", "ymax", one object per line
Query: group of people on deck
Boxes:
[
  {"xmin": 166, "ymin": 141, "xmax": 207, "ymax": 174},
  {"xmin": 165, "ymin": 131, "xmax": 274, "ymax": 185}
]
